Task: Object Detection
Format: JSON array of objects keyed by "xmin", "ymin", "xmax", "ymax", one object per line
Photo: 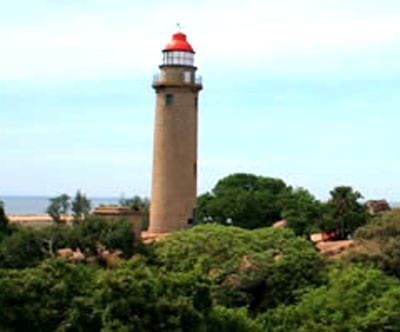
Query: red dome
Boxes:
[{"xmin": 163, "ymin": 32, "xmax": 194, "ymax": 53}]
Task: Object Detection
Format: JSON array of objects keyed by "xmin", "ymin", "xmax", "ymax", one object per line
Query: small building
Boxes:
[
  {"xmin": 366, "ymin": 200, "xmax": 391, "ymax": 215},
  {"xmin": 93, "ymin": 206, "xmax": 142, "ymax": 240}
]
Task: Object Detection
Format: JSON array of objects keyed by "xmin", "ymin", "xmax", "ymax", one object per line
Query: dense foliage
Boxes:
[
  {"xmin": 0, "ymin": 174, "xmax": 392, "ymax": 331},
  {"xmin": 259, "ymin": 265, "xmax": 400, "ymax": 331},
  {"xmin": 153, "ymin": 224, "xmax": 321, "ymax": 312},
  {"xmin": 198, "ymin": 173, "xmax": 369, "ymax": 236},
  {"xmin": 197, "ymin": 174, "xmax": 290, "ymax": 229},
  {"xmin": 0, "ymin": 215, "xmax": 137, "ymax": 269},
  {"xmin": 349, "ymin": 209, "xmax": 400, "ymax": 277},
  {"xmin": 323, "ymin": 186, "xmax": 368, "ymax": 236},
  {"xmin": 0, "ymin": 220, "xmax": 400, "ymax": 330},
  {"xmin": 0, "ymin": 257, "xmax": 213, "ymax": 332}
]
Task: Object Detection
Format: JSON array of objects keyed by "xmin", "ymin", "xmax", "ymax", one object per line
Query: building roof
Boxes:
[
  {"xmin": 93, "ymin": 205, "xmax": 141, "ymax": 216},
  {"xmin": 163, "ymin": 32, "xmax": 194, "ymax": 53},
  {"xmin": 366, "ymin": 200, "xmax": 391, "ymax": 215}
]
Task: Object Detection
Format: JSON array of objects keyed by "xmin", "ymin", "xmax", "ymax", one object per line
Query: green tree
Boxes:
[
  {"xmin": 350, "ymin": 209, "xmax": 400, "ymax": 277},
  {"xmin": 71, "ymin": 190, "xmax": 91, "ymax": 224},
  {"xmin": 71, "ymin": 215, "xmax": 137, "ymax": 257},
  {"xmin": 0, "ymin": 200, "xmax": 8, "ymax": 234},
  {"xmin": 0, "ymin": 226, "xmax": 44, "ymax": 268},
  {"xmin": 153, "ymin": 224, "xmax": 322, "ymax": 313},
  {"xmin": 198, "ymin": 173, "xmax": 290, "ymax": 229},
  {"xmin": 94, "ymin": 259, "xmax": 211, "ymax": 331},
  {"xmin": 281, "ymin": 188, "xmax": 323, "ymax": 236},
  {"xmin": 59, "ymin": 193, "xmax": 70, "ymax": 214},
  {"xmin": 0, "ymin": 259, "xmax": 99, "ymax": 331},
  {"xmin": 207, "ymin": 306, "xmax": 263, "ymax": 332},
  {"xmin": 197, "ymin": 192, "xmax": 215, "ymax": 223},
  {"xmin": 46, "ymin": 194, "xmax": 70, "ymax": 223},
  {"xmin": 259, "ymin": 265, "xmax": 400, "ymax": 331},
  {"xmin": 0, "ymin": 257, "xmax": 212, "ymax": 331},
  {"xmin": 323, "ymin": 186, "xmax": 368, "ymax": 236},
  {"xmin": 0, "ymin": 214, "xmax": 138, "ymax": 269}
]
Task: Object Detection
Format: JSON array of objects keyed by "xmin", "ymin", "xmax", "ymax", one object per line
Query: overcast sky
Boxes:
[{"xmin": 1, "ymin": 0, "xmax": 400, "ymax": 201}]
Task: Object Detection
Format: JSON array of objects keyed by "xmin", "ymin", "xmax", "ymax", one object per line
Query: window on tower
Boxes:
[
  {"xmin": 165, "ymin": 94, "xmax": 174, "ymax": 106},
  {"xmin": 183, "ymin": 71, "xmax": 191, "ymax": 82}
]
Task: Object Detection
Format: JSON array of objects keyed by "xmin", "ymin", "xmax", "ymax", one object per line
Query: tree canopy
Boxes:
[
  {"xmin": 259, "ymin": 265, "xmax": 400, "ymax": 331},
  {"xmin": 197, "ymin": 173, "xmax": 292, "ymax": 229},
  {"xmin": 0, "ymin": 221, "xmax": 400, "ymax": 330},
  {"xmin": 0, "ymin": 173, "xmax": 392, "ymax": 331},
  {"xmin": 47, "ymin": 194, "xmax": 70, "ymax": 223},
  {"xmin": 197, "ymin": 173, "xmax": 368, "ymax": 236},
  {"xmin": 348, "ymin": 209, "xmax": 400, "ymax": 278},
  {"xmin": 153, "ymin": 224, "xmax": 322, "ymax": 312},
  {"xmin": 323, "ymin": 186, "xmax": 368, "ymax": 236},
  {"xmin": 0, "ymin": 215, "xmax": 138, "ymax": 269},
  {"xmin": 0, "ymin": 201, "xmax": 8, "ymax": 234},
  {"xmin": 72, "ymin": 190, "xmax": 91, "ymax": 223}
]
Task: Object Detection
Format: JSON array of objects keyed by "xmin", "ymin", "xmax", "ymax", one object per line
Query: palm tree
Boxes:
[{"xmin": 327, "ymin": 186, "xmax": 365, "ymax": 237}]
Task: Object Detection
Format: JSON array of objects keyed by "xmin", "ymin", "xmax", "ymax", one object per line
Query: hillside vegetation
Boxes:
[
  {"xmin": 0, "ymin": 174, "xmax": 399, "ymax": 331},
  {"xmin": 0, "ymin": 219, "xmax": 399, "ymax": 331}
]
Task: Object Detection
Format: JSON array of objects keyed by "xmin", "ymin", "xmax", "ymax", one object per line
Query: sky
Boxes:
[{"xmin": 1, "ymin": 0, "xmax": 400, "ymax": 201}]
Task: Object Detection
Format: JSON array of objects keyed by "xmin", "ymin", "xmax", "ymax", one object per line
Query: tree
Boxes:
[
  {"xmin": 0, "ymin": 226, "xmax": 44, "ymax": 268},
  {"xmin": 350, "ymin": 209, "xmax": 400, "ymax": 277},
  {"xmin": 94, "ymin": 260, "xmax": 211, "ymax": 331},
  {"xmin": 259, "ymin": 265, "xmax": 400, "ymax": 331},
  {"xmin": 46, "ymin": 194, "xmax": 70, "ymax": 223},
  {"xmin": 198, "ymin": 173, "xmax": 290, "ymax": 229},
  {"xmin": 281, "ymin": 188, "xmax": 323, "ymax": 236},
  {"xmin": 71, "ymin": 190, "xmax": 91, "ymax": 224},
  {"xmin": 0, "ymin": 201, "xmax": 8, "ymax": 234},
  {"xmin": 71, "ymin": 215, "xmax": 137, "ymax": 257},
  {"xmin": 0, "ymin": 214, "xmax": 138, "ymax": 269},
  {"xmin": 0, "ymin": 257, "xmax": 212, "ymax": 331},
  {"xmin": 323, "ymin": 186, "xmax": 368, "ymax": 236},
  {"xmin": 197, "ymin": 192, "xmax": 215, "ymax": 223},
  {"xmin": 153, "ymin": 224, "xmax": 321, "ymax": 312},
  {"xmin": 207, "ymin": 306, "xmax": 263, "ymax": 332},
  {"xmin": 0, "ymin": 259, "xmax": 99, "ymax": 331},
  {"xmin": 59, "ymin": 193, "xmax": 71, "ymax": 214}
]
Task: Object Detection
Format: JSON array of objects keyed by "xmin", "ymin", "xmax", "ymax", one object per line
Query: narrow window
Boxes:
[
  {"xmin": 184, "ymin": 71, "xmax": 191, "ymax": 82},
  {"xmin": 165, "ymin": 94, "xmax": 174, "ymax": 106}
]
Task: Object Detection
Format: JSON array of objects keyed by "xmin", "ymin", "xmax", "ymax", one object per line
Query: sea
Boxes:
[
  {"xmin": 0, "ymin": 196, "xmax": 121, "ymax": 215},
  {"xmin": 1, "ymin": 196, "xmax": 399, "ymax": 215}
]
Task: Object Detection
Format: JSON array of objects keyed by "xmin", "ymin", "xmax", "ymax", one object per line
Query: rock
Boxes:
[
  {"xmin": 272, "ymin": 220, "xmax": 287, "ymax": 228},
  {"xmin": 366, "ymin": 200, "xmax": 391, "ymax": 215}
]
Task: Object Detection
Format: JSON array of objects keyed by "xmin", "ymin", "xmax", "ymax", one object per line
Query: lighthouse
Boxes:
[{"xmin": 149, "ymin": 31, "xmax": 203, "ymax": 233}]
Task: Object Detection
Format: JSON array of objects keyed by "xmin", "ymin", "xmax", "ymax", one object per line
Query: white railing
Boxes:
[{"xmin": 152, "ymin": 73, "xmax": 202, "ymax": 85}]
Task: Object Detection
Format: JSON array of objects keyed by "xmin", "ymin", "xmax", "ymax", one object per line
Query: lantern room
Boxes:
[{"xmin": 162, "ymin": 32, "xmax": 195, "ymax": 67}]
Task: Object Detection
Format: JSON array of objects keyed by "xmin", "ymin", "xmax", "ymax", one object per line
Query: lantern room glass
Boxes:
[{"xmin": 163, "ymin": 51, "xmax": 194, "ymax": 66}]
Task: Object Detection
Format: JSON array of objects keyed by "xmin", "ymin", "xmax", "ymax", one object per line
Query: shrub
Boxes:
[{"xmin": 153, "ymin": 224, "xmax": 322, "ymax": 312}]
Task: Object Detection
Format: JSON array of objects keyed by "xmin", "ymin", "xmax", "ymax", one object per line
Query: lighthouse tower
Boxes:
[{"xmin": 149, "ymin": 31, "xmax": 203, "ymax": 233}]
